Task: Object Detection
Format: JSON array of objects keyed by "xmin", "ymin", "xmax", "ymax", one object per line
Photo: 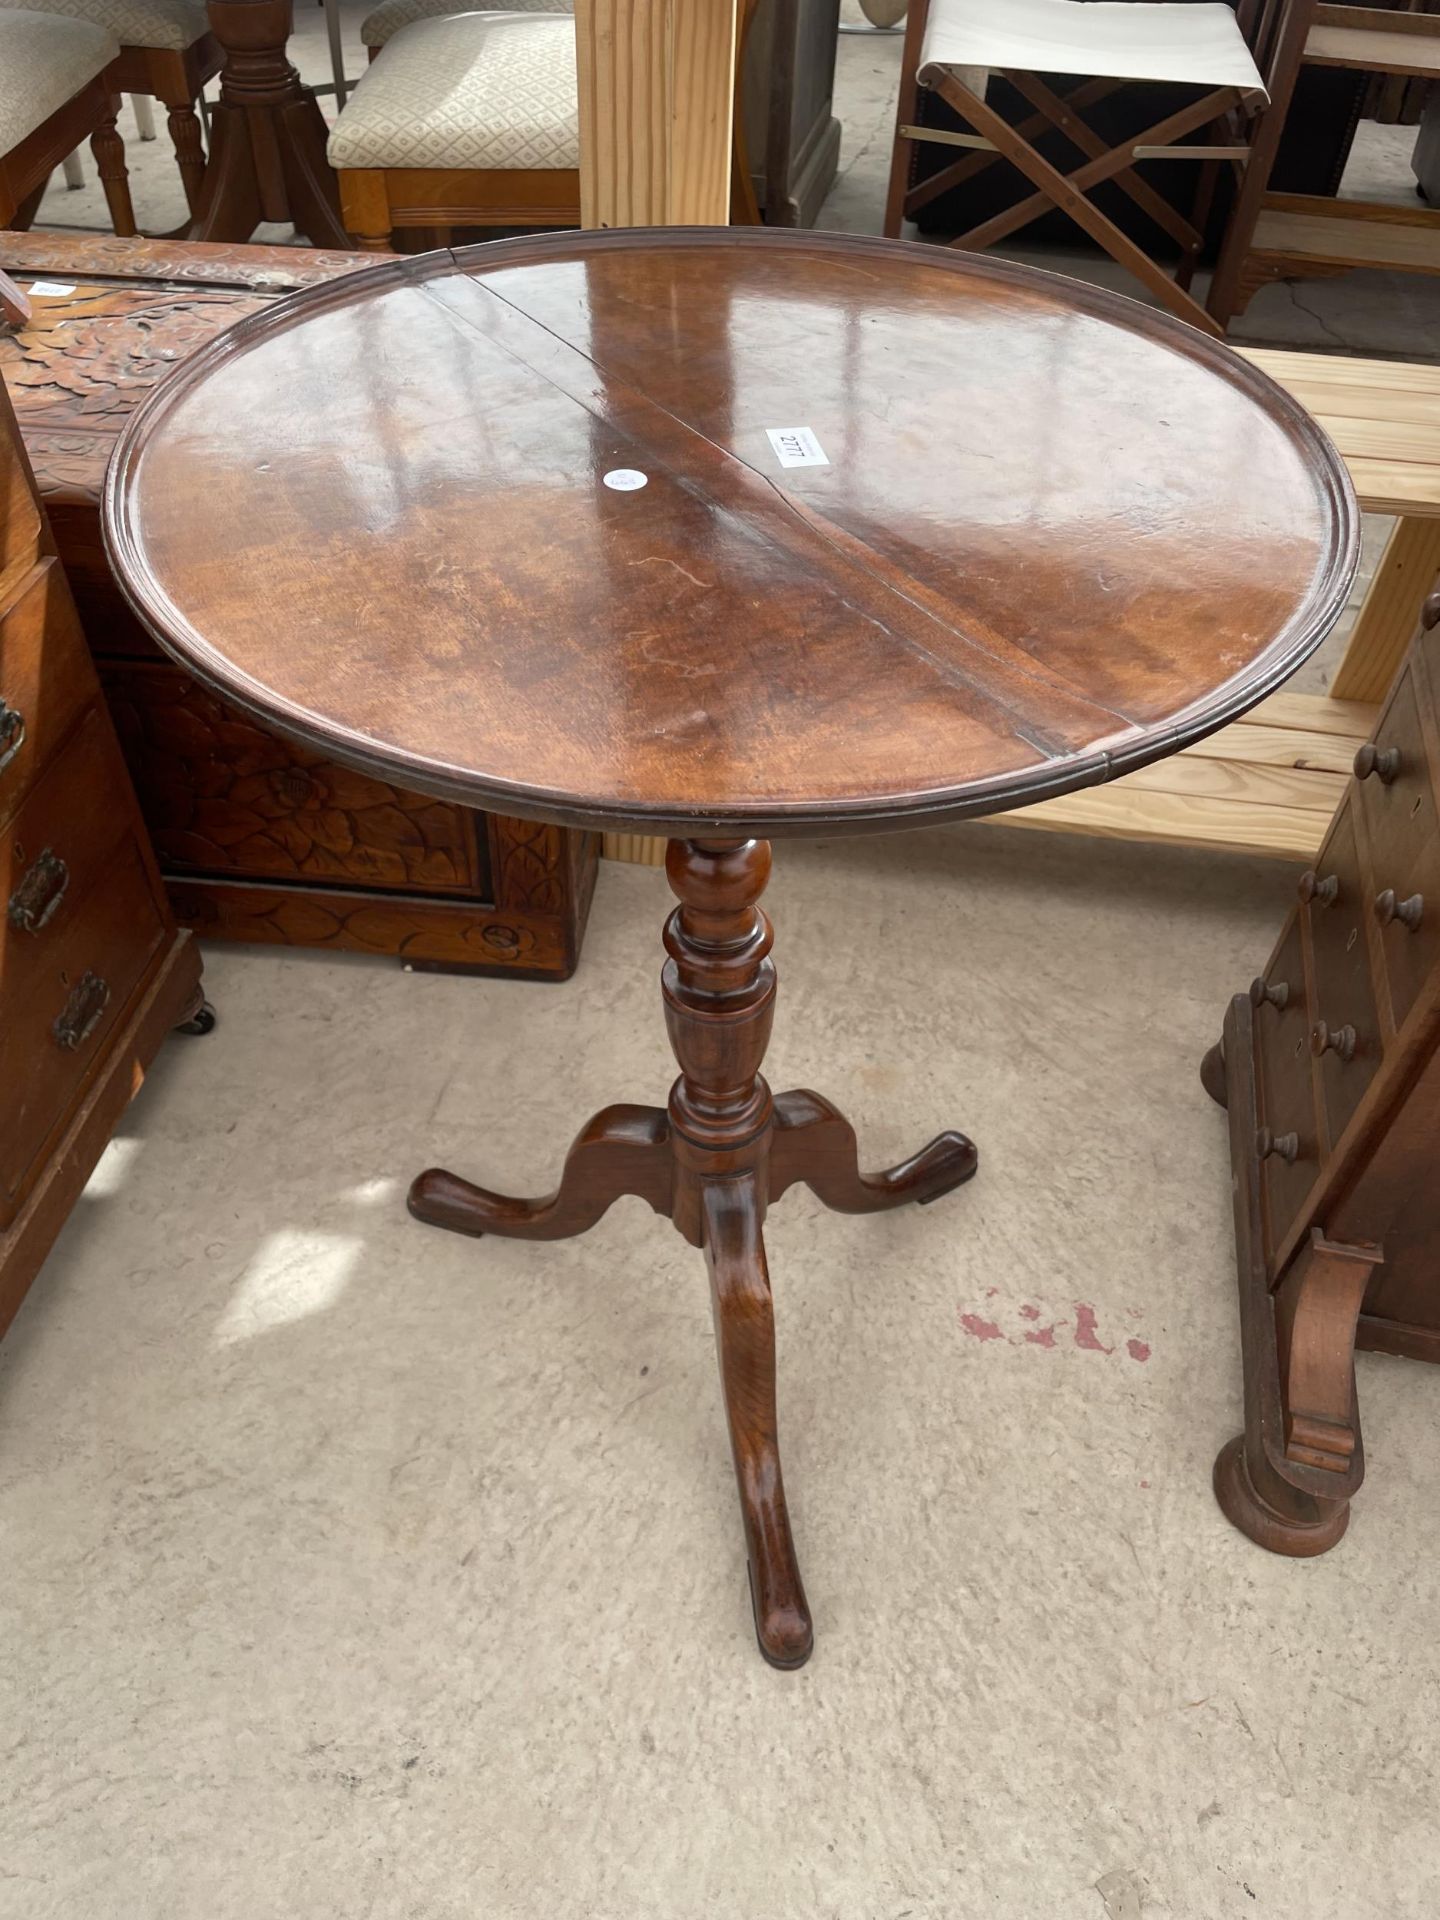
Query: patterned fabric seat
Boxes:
[
  {"xmin": 0, "ymin": 0, "xmax": 206, "ymax": 52},
  {"xmin": 359, "ymin": 0, "xmax": 568, "ymax": 54},
  {"xmin": 328, "ymin": 11, "xmax": 578, "ymax": 172},
  {"xmin": 0, "ymin": 8, "xmax": 118, "ymax": 148}
]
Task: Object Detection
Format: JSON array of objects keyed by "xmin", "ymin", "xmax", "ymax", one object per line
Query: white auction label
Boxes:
[
  {"xmin": 603, "ymin": 468, "xmax": 648, "ymax": 491},
  {"xmin": 27, "ymin": 282, "xmax": 76, "ymax": 297},
  {"xmin": 765, "ymin": 426, "xmax": 829, "ymax": 470}
]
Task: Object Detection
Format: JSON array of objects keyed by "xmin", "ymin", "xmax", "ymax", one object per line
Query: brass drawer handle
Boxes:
[
  {"xmin": 1311, "ymin": 1020, "xmax": 1358, "ymax": 1063},
  {"xmin": 1374, "ymin": 888, "xmax": 1424, "ymax": 933},
  {"xmin": 1354, "ymin": 743, "xmax": 1401, "ymax": 785},
  {"xmin": 8, "ymin": 848, "xmax": 69, "ymax": 934},
  {"xmin": 1249, "ymin": 976, "xmax": 1289, "ymax": 1011},
  {"xmin": 53, "ymin": 971, "xmax": 110, "ymax": 1051},
  {"xmin": 0, "ymin": 697, "xmax": 24, "ymax": 775},
  {"xmin": 1299, "ymin": 869, "xmax": 1340, "ymax": 908},
  {"xmin": 1255, "ymin": 1127, "xmax": 1299, "ymax": 1164}
]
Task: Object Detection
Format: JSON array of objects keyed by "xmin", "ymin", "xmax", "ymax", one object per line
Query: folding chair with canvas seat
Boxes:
[{"xmin": 884, "ymin": 0, "xmax": 1294, "ymax": 338}]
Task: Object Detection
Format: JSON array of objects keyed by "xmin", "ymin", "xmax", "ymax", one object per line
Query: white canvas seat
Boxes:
[
  {"xmin": 886, "ymin": 0, "xmax": 1294, "ymax": 339},
  {"xmin": 917, "ymin": 0, "xmax": 1267, "ymax": 99}
]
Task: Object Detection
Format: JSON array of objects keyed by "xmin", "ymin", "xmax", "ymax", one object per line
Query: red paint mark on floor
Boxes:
[
  {"xmin": 959, "ymin": 1311, "xmax": 1005, "ymax": 1342},
  {"xmin": 1127, "ymin": 1338, "xmax": 1152, "ymax": 1363},
  {"xmin": 1019, "ymin": 1304, "xmax": 1040, "ymax": 1321},
  {"xmin": 1140, "ymin": 1479, "xmax": 1151, "ymax": 1490},
  {"xmin": 1073, "ymin": 1304, "xmax": 1114, "ymax": 1354},
  {"xmin": 1023, "ymin": 1325, "xmax": 1058, "ymax": 1348}
]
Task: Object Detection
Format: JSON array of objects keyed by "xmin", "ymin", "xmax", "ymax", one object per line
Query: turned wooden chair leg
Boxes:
[
  {"xmin": 164, "ymin": 98, "xmax": 208, "ymax": 215},
  {"xmin": 91, "ymin": 98, "xmax": 137, "ymax": 236},
  {"xmin": 703, "ymin": 1176, "xmax": 812, "ymax": 1670},
  {"xmin": 339, "ymin": 169, "xmax": 395, "ymax": 252}
]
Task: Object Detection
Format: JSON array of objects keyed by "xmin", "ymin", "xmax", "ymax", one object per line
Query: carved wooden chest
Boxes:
[{"xmin": 0, "ymin": 234, "xmax": 598, "ymax": 979}]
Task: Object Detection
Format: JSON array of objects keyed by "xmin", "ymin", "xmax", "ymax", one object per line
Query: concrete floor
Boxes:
[{"xmin": 9, "ymin": 11, "xmax": 1440, "ymax": 1920}]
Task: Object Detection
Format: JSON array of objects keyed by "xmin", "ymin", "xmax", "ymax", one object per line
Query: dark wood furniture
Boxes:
[
  {"xmin": 102, "ymin": 229, "xmax": 1356, "ymax": 1667},
  {"xmin": 736, "ymin": 0, "xmax": 841, "ymax": 225},
  {"xmin": 187, "ymin": 0, "xmax": 349, "ymax": 246},
  {"xmin": 1210, "ymin": 2, "xmax": 1440, "ymax": 325},
  {"xmin": 1203, "ymin": 581, "xmax": 1440, "ymax": 1555},
  {"xmin": 112, "ymin": 23, "xmax": 224, "ymax": 220},
  {"xmin": 0, "ymin": 334, "xmax": 207, "ymax": 1344},
  {"xmin": 0, "ymin": 233, "xmax": 599, "ymax": 978}
]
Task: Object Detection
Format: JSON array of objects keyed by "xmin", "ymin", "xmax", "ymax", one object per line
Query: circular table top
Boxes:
[{"xmin": 104, "ymin": 229, "xmax": 1359, "ymax": 839}]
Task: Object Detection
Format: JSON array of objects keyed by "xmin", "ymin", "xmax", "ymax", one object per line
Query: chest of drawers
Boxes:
[
  {"xmin": 0, "ymin": 371, "xmax": 205, "ymax": 1341},
  {"xmin": 1204, "ymin": 582, "xmax": 1440, "ymax": 1554}
]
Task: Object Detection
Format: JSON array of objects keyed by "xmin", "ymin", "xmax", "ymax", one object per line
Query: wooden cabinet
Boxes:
[
  {"xmin": 0, "ymin": 374, "xmax": 205, "ymax": 1341},
  {"xmin": 1205, "ymin": 576, "xmax": 1440, "ymax": 1554},
  {"xmin": 0, "ymin": 233, "xmax": 598, "ymax": 979}
]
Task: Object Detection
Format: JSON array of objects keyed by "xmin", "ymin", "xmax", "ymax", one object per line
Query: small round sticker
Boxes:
[{"xmin": 603, "ymin": 468, "xmax": 648, "ymax": 491}]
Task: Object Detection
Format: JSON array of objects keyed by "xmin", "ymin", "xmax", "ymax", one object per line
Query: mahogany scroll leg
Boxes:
[
  {"xmin": 408, "ymin": 1104, "xmax": 671, "ymax": 1242},
  {"xmin": 1213, "ymin": 1432, "xmax": 1351, "ymax": 1558},
  {"xmin": 1215, "ymin": 1229, "xmax": 1382, "ymax": 1557},
  {"xmin": 769, "ymin": 1088, "xmax": 976, "ymax": 1214},
  {"xmin": 703, "ymin": 1176, "xmax": 812, "ymax": 1670}
]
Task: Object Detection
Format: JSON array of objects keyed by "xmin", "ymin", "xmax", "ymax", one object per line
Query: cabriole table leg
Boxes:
[{"xmin": 408, "ymin": 835, "xmax": 978, "ymax": 1667}]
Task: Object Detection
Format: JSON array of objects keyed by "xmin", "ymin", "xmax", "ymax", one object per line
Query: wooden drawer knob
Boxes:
[
  {"xmin": 0, "ymin": 696, "xmax": 24, "ymax": 775},
  {"xmin": 1353, "ymin": 743, "xmax": 1401, "ymax": 784},
  {"xmin": 52, "ymin": 971, "xmax": 110, "ymax": 1051},
  {"xmin": 1421, "ymin": 589, "xmax": 1440, "ymax": 633},
  {"xmin": 1299, "ymin": 869, "xmax": 1340, "ymax": 908},
  {"xmin": 8, "ymin": 848, "xmax": 69, "ymax": 934},
  {"xmin": 1374, "ymin": 888, "xmax": 1424, "ymax": 932},
  {"xmin": 1311, "ymin": 1020, "xmax": 1358, "ymax": 1063},
  {"xmin": 1249, "ymin": 976, "xmax": 1289, "ymax": 1010},
  {"xmin": 1255, "ymin": 1127, "xmax": 1299, "ymax": 1164}
]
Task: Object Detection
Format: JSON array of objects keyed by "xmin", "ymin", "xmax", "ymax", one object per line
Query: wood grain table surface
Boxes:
[{"xmin": 103, "ymin": 228, "xmax": 1359, "ymax": 840}]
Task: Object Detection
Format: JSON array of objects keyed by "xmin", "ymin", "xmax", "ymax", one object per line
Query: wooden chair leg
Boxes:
[
  {"xmin": 162, "ymin": 95, "xmax": 208, "ymax": 216},
  {"xmin": 1206, "ymin": 7, "xmax": 1313, "ymax": 328},
  {"xmin": 882, "ymin": 0, "xmax": 931, "ymax": 236},
  {"xmin": 904, "ymin": 76, "xmax": 1121, "ymax": 223},
  {"xmin": 932, "ymin": 73, "xmax": 1226, "ymax": 337},
  {"xmin": 338, "ymin": 168, "xmax": 394, "ymax": 251},
  {"xmin": 1007, "ymin": 71, "xmax": 1201, "ymax": 258},
  {"xmin": 7, "ymin": 181, "xmax": 48, "ymax": 230},
  {"xmin": 90, "ymin": 98, "xmax": 137, "ymax": 237}
]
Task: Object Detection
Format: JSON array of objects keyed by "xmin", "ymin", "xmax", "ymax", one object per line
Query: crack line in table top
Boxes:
[{"xmin": 420, "ymin": 272, "xmax": 1146, "ymax": 766}]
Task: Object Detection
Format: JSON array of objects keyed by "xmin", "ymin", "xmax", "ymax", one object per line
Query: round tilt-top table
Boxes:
[{"xmin": 104, "ymin": 230, "xmax": 1358, "ymax": 1669}]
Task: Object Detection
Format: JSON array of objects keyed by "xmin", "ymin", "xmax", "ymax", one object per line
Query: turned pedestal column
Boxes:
[
  {"xmin": 189, "ymin": 0, "xmax": 349, "ymax": 245},
  {"xmin": 408, "ymin": 838, "xmax": 976, "ymax": 1666}
]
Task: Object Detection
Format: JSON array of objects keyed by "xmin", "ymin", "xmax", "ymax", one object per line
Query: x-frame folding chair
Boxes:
[{"xmin": 885, "ymin": 0, "xmax": 1304, "ymax": 338}]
